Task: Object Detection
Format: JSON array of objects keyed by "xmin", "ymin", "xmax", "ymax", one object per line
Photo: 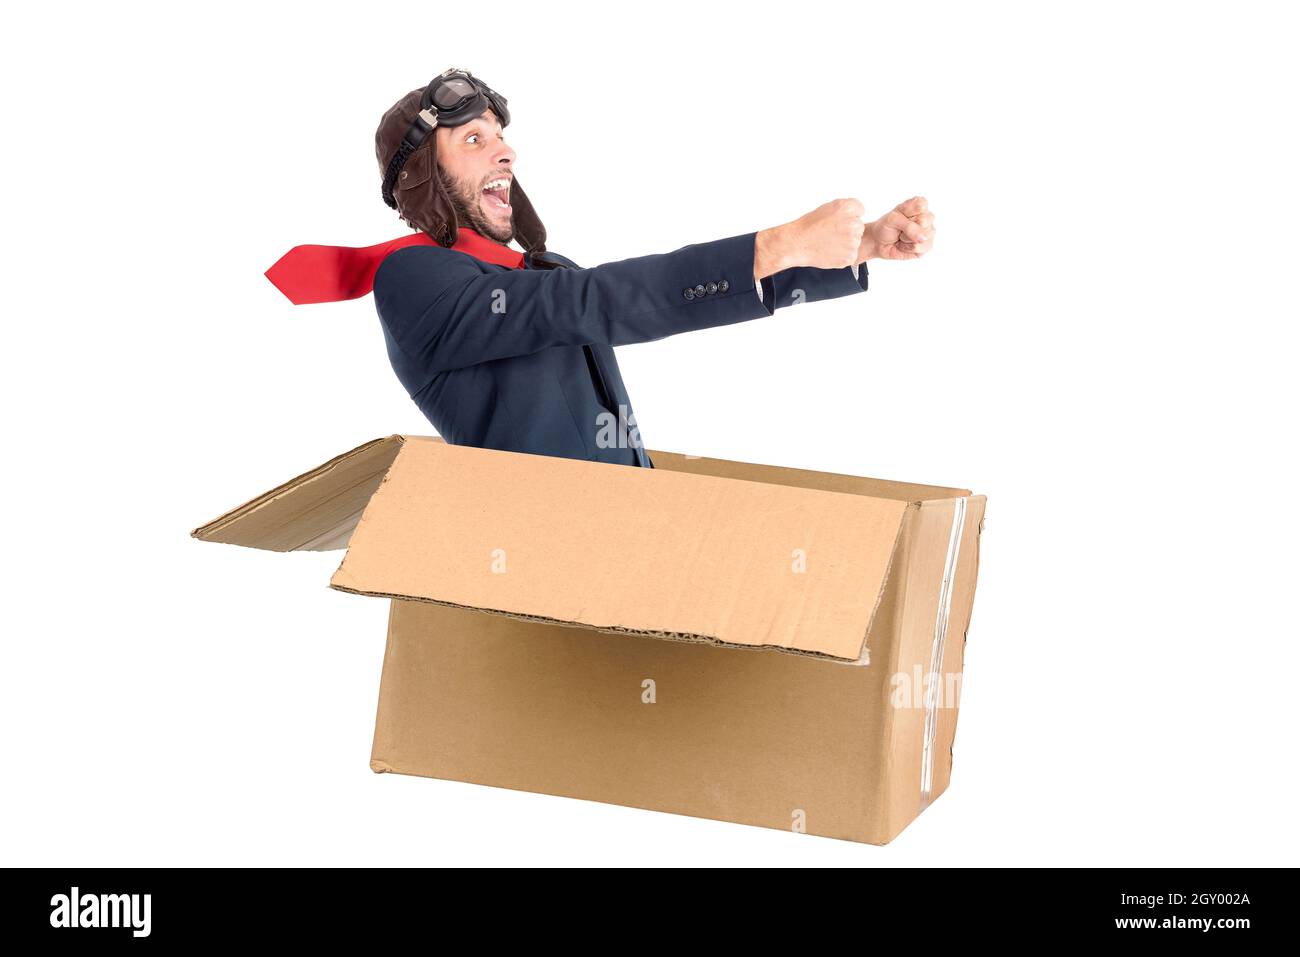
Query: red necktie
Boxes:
[{"xmin": 264, "ymin": 227, "xmax": 526, "ymax": 305}]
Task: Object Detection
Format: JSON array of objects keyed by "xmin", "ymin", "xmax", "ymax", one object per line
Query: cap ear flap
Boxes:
[
  {"xmin": 396, "ymin": 144, "xmax": 432, "ymax": 191},
  {"xmin": 393, "ymin": 140, "xmax": 459, "ymax": 246},
  {"xmin": 509, "ymin": 173, "xmax": 547, "ymax": 254}
]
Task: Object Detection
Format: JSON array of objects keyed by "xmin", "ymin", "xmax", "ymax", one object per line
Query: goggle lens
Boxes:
[{"xmin": 433, "ymin": 76, "xmax": 477, "ymax": 109}]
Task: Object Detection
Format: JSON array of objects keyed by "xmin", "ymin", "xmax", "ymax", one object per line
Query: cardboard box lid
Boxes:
[{"xmin": 194, "ymin": 436, "xmax": 939, "ymax": 661}]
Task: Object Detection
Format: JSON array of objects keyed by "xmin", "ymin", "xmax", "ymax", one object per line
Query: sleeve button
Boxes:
[
  {"xmin": 706, "ymin": 281, "xmax": 718, "ymax": 294},
  {"xmin": 682, "ymin": 287, "xmax": 695, "ymax": 300},
  {"xmin": 694, "ymin": 284, "xmax": 706, "ymax": 297},
  {"xmin": 718, "ymin": 279, "xmax": 729, "ymax": 292}
]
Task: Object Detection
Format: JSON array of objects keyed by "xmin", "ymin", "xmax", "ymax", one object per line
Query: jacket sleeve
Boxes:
[
  {"xmin": 374, "ymin": 231, "xmax": 777, "ymax": 375},
  {"xmin": 761, "ymin": 261, "xmax": 869, "ymax": 310}
]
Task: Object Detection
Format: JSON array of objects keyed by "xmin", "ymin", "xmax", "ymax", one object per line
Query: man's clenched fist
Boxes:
[
  {"xmin": 788, "ymin": 198, "xmax": 872, "ymax": 269},
  {"xmin": 858, "ymin": 196, "xmax": 935, "ymax": 262}
]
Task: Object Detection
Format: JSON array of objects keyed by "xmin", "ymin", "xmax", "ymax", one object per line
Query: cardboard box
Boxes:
[{"xmin": 193, "ymin": 436, "xmax": 986, "ymax": 845}]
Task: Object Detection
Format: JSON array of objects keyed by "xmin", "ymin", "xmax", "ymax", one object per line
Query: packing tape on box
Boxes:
[{"xmin": 919, "ymin": 495, "xmax": 967, "ymax": 810}]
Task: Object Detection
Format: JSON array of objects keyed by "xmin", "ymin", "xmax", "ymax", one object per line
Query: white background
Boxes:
[{"xmin": 3, "ymin": 0, "xmax": 1296, "ymax": 866}]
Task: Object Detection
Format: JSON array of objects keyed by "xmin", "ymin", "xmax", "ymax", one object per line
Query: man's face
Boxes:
[{"xmin": 435, "ymin": 109, "xmax": 516, "ymax": 244}]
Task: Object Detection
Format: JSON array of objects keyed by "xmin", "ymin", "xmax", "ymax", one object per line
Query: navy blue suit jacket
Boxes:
[{"xmin": 372, "ymin": 230, "xmax": 869, "ymax": 467}]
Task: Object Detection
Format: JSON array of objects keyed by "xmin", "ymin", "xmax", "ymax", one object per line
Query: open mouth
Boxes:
[{"xmin": 482, "ymin": 176, "xmax": 512, "ymax": 213}]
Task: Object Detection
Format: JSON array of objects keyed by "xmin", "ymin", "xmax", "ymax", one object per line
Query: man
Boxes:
[{"xmin": 272, "ymin": 68, "xmax": 935, "ymax": 467}]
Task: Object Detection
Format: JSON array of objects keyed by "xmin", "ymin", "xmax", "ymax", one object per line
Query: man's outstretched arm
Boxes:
[{"xmin": 374, "ymin": 195, "xmax": 932, "ymax": 376}]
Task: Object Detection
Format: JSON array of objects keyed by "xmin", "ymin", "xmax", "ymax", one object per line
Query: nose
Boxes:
[{"xmin": 490, "ymin": 136, "xmax": 515, "ymax": 168}]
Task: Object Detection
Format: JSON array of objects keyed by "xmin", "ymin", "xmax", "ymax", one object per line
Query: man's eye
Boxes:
[{"xmin": 466, "ymin": 133, "xmax": 479, "ymax": 144}]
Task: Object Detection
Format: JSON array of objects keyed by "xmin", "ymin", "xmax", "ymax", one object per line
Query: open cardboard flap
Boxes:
[
  {"xmin": 191, "ymin": 436, "xmax": 405, "ymax": 552},
  {"xmin": 194, "ymin": 436, "xmax": 942, "ymax": 660}
]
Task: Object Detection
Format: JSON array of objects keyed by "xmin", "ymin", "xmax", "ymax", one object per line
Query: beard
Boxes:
[{"xmin": 439, "ymin": 165, "xmax": 514, "ymax": 245}]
